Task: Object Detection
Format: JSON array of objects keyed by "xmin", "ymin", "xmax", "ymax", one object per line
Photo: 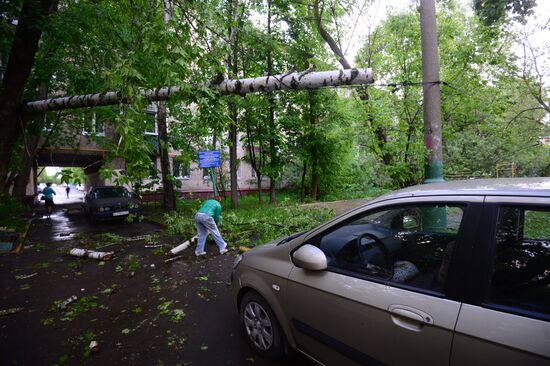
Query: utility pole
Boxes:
[{"xmin": 420, "ymin": 0, "xmax": 444, "ymax": 183}]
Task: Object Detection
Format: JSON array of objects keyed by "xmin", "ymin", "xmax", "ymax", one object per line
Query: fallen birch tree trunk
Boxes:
[
  {"xmin": 169, "ymin": 235, "xmax": 197, "ymax": 256},
  {"xmin": 69, "ymin": 248, "xmax": 114, "ymax": 261},
  {"xmin": 24, "ymin": 68, "xmax": 374, "ymax": 113}
]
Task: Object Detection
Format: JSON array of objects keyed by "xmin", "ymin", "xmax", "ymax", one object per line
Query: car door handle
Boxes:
[{"xmin": 388, "ymin": 305, "xmax": 433, "ymax": 332}]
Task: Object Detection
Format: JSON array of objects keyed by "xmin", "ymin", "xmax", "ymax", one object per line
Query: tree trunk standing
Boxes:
[
  {"xmin": 312, "ymin": 0, "xmax": 392, "ymax": 170},
  {"xmin": 12, "ymin": 82, "xmax": 46, "ymax": 202},
  {"xmin": 228, "ymin": 113, "xmax": 238, "ymax": 207},
  {"xmin": 244, "ymin": 114, "xmax": 264, "ymax": 204},
  {"xmin": 227, "ymin": 0, "xmax": 241, "ymax": 208},
  {"xmin": 12, "ymin": 136, "xmax": 39, "ymax": 201},
  {"xmin": 12, "ymin": 82, "xmax": 47, "ymax": 201},
  {"xmin": 156, "ymin": 0, "xmax": 176, "ymax": 211},
  {"xmin": 256, "ymin": 176, "xmax": 263, "ymax": 204},
  {"xmin": 376, "ymin": 120, "xmax": 392, "ymax": 165},
  {"xmin": 312, "ymin": 0, "xmax": 351, "ymax": 69},
  {"xmin": 157, "ymin": 101, "xmax": 176, "ymax": 211},
  {"xmin": 358, "ymin": 26, "xmax": 391, "ymax": 165},
  {"xmin": 267, "ymin": 0, "xmax": 277, "ymax": 204},
  {"xmin": 420, "ymin": 0, "xmax": 444, "ymax": 183},
  {"xmin": 300, "ymin": 161, "xmax": 307, "ymax": 203},
  {"xmin": 308, "ymin": 92, "xmax": 319, "ymax": 201},
  {"xmin": 268, "ymin": 118, "xmax": 277, "ymax": 204},
  {"xmin": 12, "ymin": 75, "xmax": 51, "ymax": 202},
  {"xmin": 359, "ymin": 92, "xmax": 392, "ymax": 165},
  {"xmin": 0, "ymin": 0, "xmax": 55, "ymax": 194},
  {"xmin": 310, "ymin": 164, "xmax": 319, "ymax": 200}
]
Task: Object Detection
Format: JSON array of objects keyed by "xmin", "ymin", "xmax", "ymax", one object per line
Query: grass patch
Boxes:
[
  {"xmin": 123, "ymin": 254, "xmax": 141, "ymax": 271},
  {"xmin": 94, "ymin": 233, "xmax": 124, "ymax": 246},
  {"xmin": 164, "ymin": 193, "xmax": 333, "ymax": 247},
  {"xmin": 71, "ymin": 232, "xmax": 124, "ymax": 250},
  {"xmin": 80, "ymin": 331, "xmax": 96, "ymax": 357},
  {"xmin": 51, "ymin": 296, "xmax": 98, "ymax": 322}
]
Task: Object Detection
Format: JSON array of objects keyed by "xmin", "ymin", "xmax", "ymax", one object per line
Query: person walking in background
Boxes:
[
  {"xmin": 65, "ymin": 185, "xmax": 70, "ymax": 198},
  {"xmin": 43, "ymin": 182, "xmax": 56, "ymax": 218},
  {"xmin": 194, "ymin": 196, "xmax": 228, "ymax": 256}
]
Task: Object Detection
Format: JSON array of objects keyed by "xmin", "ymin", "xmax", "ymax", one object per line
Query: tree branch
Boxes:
[
  {"xmin": 312, "ymin": 0, "xmax": 351, "ymax": 69},
  {"xmin": 505, "ymin": 107, "xmax": 546, "ymax": 129}
]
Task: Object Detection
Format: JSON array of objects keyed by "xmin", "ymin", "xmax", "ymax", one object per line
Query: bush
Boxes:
[
  {"xmin": 221, "ymin": 203, "xmax": 333, "ymax": 246},
  {"xmin": 0, "ymin": 194, "xmax": 27, "ymax": 232},
  {"xmin": 163, "ymin": 195, "xmax": 334, "ymax": 247}
]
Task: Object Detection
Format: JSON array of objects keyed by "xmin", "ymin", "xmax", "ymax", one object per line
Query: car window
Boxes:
[
  {"xmin": 92, "ymin": 187, "xmax": 130, "ymax": 199},
  {"xmin": 318, "ymin": 204, "xmax": 465, "ymax": 293},
  {"xmin": 487, "ymin": 206, "xmax": 550, "ymax": 317}
]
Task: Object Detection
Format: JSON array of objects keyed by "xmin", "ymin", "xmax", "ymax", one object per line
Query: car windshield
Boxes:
[
  {"xmin": 278, "ymin": 231, "xmax": 306, "ymax": 245},
  {"xmin": 92, "ymin": 187, "xmax": 130, "ymax": 199}
]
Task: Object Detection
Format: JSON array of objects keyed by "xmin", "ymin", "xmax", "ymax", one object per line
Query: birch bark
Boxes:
[{"xmin": 24, "ymin": 69, "xmax": 374, "ymax": 113}]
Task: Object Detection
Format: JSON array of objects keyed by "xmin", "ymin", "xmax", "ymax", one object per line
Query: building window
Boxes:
[
  {"xmin": 82, "ymin": 113, "xmax": 105, "ymax": 136},
  {"xmin": 42, "ymin": 114, "xmax": 55, "ymax": 132},
  {"xmin": 144, "ymin": 114, "xmax": 158, "ymax": 135},
  {"xmin": 91, "ymin": 113, "xmax": 105, "ymax": 136},
  {"xmin": 173, "ymin": 160, "xmax": 190, "ymax": 179}
]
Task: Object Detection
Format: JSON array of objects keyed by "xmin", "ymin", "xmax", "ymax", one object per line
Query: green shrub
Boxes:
[
  {"xmin": 0, "ymin": 194, "xmax": 27, "ymax": 231},
  {"xmin": 164, "ymin": 194, "xmax": 333, "ymax": 247},
  {"xmin": 163, "ymin": 211, "xmax": 195, "ymax": 238}
]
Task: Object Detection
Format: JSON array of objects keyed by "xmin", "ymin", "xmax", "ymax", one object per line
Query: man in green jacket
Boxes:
[{"xmin": 195, "ymin": 196, "xmax": 228, "ymax": 256}]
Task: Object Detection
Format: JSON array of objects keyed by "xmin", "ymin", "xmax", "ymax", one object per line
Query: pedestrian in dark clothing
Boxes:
[{"xmin": 65, "ymin": 186, "xmax": 70, "ymax": 198}]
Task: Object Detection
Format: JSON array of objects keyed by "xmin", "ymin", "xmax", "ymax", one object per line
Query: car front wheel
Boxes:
[{"xmin": 240, "ymin": 291, "xmax": 284, "ymax": 359}]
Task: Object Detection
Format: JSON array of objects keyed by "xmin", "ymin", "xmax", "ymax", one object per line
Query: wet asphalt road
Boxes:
[{"xmin": 0, "ymin": 197, "xmax": 312, "ymax": 366}]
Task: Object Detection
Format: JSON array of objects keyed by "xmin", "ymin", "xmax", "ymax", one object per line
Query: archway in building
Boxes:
[{"xmin": 23, "ymin": 146, "xmax": 109, "ymax": 204}]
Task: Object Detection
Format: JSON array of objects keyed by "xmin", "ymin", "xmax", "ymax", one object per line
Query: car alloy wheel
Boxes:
[
  {"xmin": 243, "ymin": 301, "xmax": 273, "ymax": 350},
  {"xmin": 240, "ymin": 291, "xmax": 285, "ymax": 359}
]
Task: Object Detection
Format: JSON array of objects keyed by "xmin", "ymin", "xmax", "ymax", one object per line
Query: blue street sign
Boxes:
[{"xmin": 198, "ymin": 150, "xmax": 221, "ymax": 168}]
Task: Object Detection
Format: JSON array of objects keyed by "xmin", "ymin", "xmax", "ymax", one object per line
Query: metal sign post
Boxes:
[
  {"xmin": 208, "ymin": 168, "xmax": 218, "ymax": 196},
  {"xmin": 198, "ymin": 150, "xmax": 221, "ymax": 196}
]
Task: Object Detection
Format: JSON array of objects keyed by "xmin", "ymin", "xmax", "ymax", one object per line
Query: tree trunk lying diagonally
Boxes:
[{"xmin": 24, "ymin": 68, "xmax": 374, "ymax": 113}]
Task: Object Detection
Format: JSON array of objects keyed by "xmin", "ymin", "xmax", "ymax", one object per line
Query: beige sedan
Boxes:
[{"xmin": 231, "ymin": 178, "xmax": 550, "ymax": 366}]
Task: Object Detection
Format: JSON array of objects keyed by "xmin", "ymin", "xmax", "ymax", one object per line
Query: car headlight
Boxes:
[{"xmin": 233, "ymin": 254, "xmax": 243, "ymax": 270}]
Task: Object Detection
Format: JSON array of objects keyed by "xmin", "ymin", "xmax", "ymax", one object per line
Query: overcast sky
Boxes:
[{"xmin": 345, "ymin": 0, "xmax": 550, "ymax": 68}]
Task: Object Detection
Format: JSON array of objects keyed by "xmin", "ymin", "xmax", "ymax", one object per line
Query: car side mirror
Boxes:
[{"xmin": 292, "ymin": 244, "xmax": 327, "ymax": 271}]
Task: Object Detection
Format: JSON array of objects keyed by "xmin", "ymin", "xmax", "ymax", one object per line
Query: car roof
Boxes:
[
  {"xmin": 91, "ymin": 186, "xmax": 126, "ymax": 189},
  {"xmin": 371, "ymin": 177, "xmax": 550, "ymax": 204}
]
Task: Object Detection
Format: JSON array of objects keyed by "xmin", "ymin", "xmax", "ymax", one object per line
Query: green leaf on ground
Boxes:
[{"xmin": 170, "ymin": 309, "xmax": 186, "ymax": 323}]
